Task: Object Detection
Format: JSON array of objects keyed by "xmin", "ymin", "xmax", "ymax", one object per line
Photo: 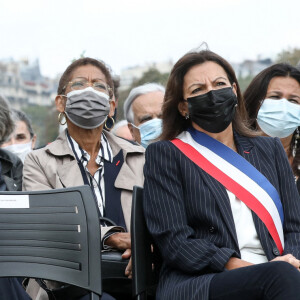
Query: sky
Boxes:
[{"xmin": 0, "ymin": 0, "xmax": 299, "ymax": 78}]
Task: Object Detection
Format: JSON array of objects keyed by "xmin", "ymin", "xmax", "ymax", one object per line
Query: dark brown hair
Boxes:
[
  {"xmin": 57, "ymin": 57, "xmax": 113, "ymax": 98},
  {"xmin": 161, "ymin": 50, "xmax": 255, "ymax": 140},
  {"xmin": 243, "ymin": 63, "xmax": 300, "ymax": 177}
]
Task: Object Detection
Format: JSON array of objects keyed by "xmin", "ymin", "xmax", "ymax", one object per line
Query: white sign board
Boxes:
[{"xmin": 0, "ymin": 195, "xmax": 29, "ymax": 208}]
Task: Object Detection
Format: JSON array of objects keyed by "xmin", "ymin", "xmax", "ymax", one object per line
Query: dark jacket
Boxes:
[
  {"xmin": 0, "ymin": 148, "xmax": 23, "ymax": 191},
  {"xmin": 143, "ymin": 132, "xmax": 300, "ymax": 300}
]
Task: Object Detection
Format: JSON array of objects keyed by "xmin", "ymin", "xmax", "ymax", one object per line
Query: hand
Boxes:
[
  {"xmin": 105, "ymin": 232, "xmax": 131, "ymax": 250},
  {"xmin": 271, "ymin": 254, "xmax": 300, "ymax": 270},
  {"xmin": 124, "ymin": 254, "xmax": 132, "ymax": 279},
  {"xmin": 225, "ymin": 257, "xmax": 253, "ymax": 270}
]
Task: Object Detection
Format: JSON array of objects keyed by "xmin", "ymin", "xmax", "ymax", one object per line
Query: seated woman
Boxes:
[
  {"xmin": 243, "ymin": 64, "xmax": 300, "ymax": 192},
  {"xmin": 22, "ymin": 57, "xmax": 145, "ymax": 300},
  {"xmin": 143, "ymin": 50, "xmax": 300, "ymax": 300}
]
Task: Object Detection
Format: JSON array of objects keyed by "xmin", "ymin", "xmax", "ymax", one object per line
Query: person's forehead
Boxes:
[
  {"xmin": 268, "ymin": 76, "xmax": 300, "ymax": 94},
  {"xmin": 132, "ymin": 91, "xmax": 164, "ymax": 113},
  {"xmin": 15, "ymin": 120, "xmax": 30, "ymax": 135},
  {"xmin": 70, "ymin": 65, "xmax": 106, "ymax": 81},
  {"xmin": 184, "ymin": 61, "xmax": 228, "ymax": 83}
]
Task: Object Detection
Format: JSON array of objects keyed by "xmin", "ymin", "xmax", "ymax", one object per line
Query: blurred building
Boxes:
[
  {"xmin": 0, "ymin": 58, "xmax": 58, "ymax": 109},
  {"xmin": 232, "ymin": 58, "xmax": 273, "ymax": 78},
  {"xmin": 120, "ymin": 60, "xmax": 173, "ymax": 90}
]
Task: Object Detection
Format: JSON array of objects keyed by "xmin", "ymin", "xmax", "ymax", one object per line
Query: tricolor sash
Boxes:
[{"xmin": 171, "ymin": 129, "xmax": 284, "ymax": 255}]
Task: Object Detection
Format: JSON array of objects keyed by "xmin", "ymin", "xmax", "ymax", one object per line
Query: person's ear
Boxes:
[
  {"xmin": 178, "ymin": 100, "xmax": 188, "ymax": 117},
  {"xmin": 128, "ymin": 123, "xmax": 141, "ymax": 143},
  {"xmin": 55, "ymin": 95, "xmax": 66, "ymax": 113},
  {"xmin": 127, "ymin": 123, "xmax": 134, "ymax": 137},
  {"xmin": 232, "ymin": 83, "xmax": 238, "ymax": 97},
  {"xmin": 108, "ymin": 100, "xmax": 116, "ymax": 117},
  {"xmin": 31, "ymin": 134, "xmax": 37, "ymax": 149}
]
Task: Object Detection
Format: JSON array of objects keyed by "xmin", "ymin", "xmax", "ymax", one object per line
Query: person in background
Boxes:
[
  {"xmin": 1, "ymin": 109, "xmax": 37, "ymax": 163},
  {"xmin": 143, "ymin": 50, "xmax": 300, "ymax": 300},
  {"xmin": 0, "ymin": 95, "xmax": 31, "ymax": 299},
  {"xmin": 243, "ymin": 64, "xmax": 300, "ymax": 193},
  {"xmin": 0, "ymin": 97, "xmax": 23, "ymax": 191},
  {"xmin": 123, "ymin": 83, "xmax": 164, "ymax": 147},
  {"xmin": 112, "ymin": 120, "xmax": 134, "ymax": 141},
  {"xmin": 23, "ymin": 57, "xmax": 144, "ymax": 300}
]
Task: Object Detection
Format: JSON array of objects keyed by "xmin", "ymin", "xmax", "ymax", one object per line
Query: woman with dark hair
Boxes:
[
  {"xmin": 0, "ymin": 96, "xmax": 23, "ymax": 191},
  {"xmin": 23, "ymin": 57, "xmax": 145, "ymax": 300},
  {"xmin": 244, "ymin": 63, "xmax": 300, "ymax": 192},
  {"xmin": 143, "ymin": 50, "xmax": 300, "ymax": 300},
  {"xmin": 1, "ymin": 109, "xmax": 37, "ymax": 163}
]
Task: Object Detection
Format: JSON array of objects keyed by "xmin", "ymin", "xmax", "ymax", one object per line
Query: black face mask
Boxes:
[{"xmin": 187, "ymin": 87, "xmax": 238, "ymax": 133}]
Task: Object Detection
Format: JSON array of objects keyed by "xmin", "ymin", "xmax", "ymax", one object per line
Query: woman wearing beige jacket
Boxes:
[{"xmin": 22, "ymin": 57, "xmax": 145, "ymax": 300}]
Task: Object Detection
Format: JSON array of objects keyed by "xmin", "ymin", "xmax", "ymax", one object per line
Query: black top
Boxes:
[{"xmin": 0, "ymin": 148, "xmax": 23, "ymax": 191}]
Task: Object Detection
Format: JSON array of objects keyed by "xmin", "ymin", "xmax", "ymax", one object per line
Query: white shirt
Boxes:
[{"xmin": 227, "ymin": 190, "xmax": 268, "ymax": 264}]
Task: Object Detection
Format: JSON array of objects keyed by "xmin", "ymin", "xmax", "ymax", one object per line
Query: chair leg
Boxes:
[
  {"xmin": 136, "ymin": 293, "xmax": 147, "ymax": 300},
  {"xmin": 91, "ymin": 292, "xmax": 100, "ymax": 300}
]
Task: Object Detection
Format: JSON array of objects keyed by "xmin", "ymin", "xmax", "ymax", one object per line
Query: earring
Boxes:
[
  {"xmin": 185, "ymin": 113, "xmax": 189, "ymax": 120},
  {"xmin": 58, "ymin": 112, "xmax": 67, "ymax": 125},
  {"xmin": 292, "ymin": 127, "xmax": 299, "ymax": 158},
  {"xmin": 104, "ymin": 116, "xmax": 115, "ymax": 130}
]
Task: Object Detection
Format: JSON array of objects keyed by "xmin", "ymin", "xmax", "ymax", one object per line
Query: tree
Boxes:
[
  {"xmin": 23, "ymin": 105, "xmax": 59, "ymax": 147},
  {"xmin": 276, "ymin": 48, "xmax": 300, "ymax": 66},
  {"xmin": 238, "ymin": 75, "xmax": 254, "ymax": 93}
]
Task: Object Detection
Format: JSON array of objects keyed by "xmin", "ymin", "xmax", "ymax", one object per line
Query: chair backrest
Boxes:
[
  {"xmin": 0, "ymin": 185, "xmax": 102, "ymax": 297},
  {"xmin": 131, "ymin": 185, "xmax": 160, "ymax": 299}
]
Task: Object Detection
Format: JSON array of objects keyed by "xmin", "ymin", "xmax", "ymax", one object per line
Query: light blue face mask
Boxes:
[
  {"xmin": 132, "ymin": 118, "xmax": 162, "ymax": 148},
  {"xmin": 257, "ymin": 98, "xmax": 300, "ymax": 138}
]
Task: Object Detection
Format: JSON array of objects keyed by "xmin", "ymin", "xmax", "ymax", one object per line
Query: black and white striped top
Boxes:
[{"xmin": 67, "ymin": 131, "xmax": 113, "ymax": 216}]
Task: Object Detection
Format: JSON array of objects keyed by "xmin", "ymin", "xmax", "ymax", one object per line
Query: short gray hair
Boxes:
[
  {"xmin": 123, "ymin": 83, "xmax": 165, "ymax": 124},
  {"xmin": 12, "ymin": 109, "xmax": 35, "ymax": 139},
  {"xmin": 0, "ymin": 95, "xmax": 14, "ymax": 144},
  {"xmin": 111, "ymin": 119, "xmax": 128, "ymax": 135}
]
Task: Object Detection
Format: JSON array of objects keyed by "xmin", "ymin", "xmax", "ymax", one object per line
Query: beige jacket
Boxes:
[
  {"xmin": 23, "ymin": 130, "xmax": 145, "ymax": 300},
  {"xmin": 23, "ymin": 129, "xmax": 145, "ymax": 237}
]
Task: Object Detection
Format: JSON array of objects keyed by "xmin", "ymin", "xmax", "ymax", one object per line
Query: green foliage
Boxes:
[
  {"xmin": 276, "ymin": 48, "xmax": 300, "ymax": 66},
  {"xmin": 23, "ymin": 105, "xmax": 59, "ymax": 147},
  {"xmin": 117, "ymin": 67, "xmax": 169, "ymax": 121},
  {"xmin": 238, "ymin": 75, "xmax": 254, "ymax": 93},
  {"xmin": 131, "ymin": 68, "xmax": 169, "ymax": 87}
]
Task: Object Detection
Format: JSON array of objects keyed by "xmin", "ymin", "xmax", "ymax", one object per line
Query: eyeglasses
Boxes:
[{"xmin": 64, "ymin": 78, "xmax": 112, "ymax": 95}]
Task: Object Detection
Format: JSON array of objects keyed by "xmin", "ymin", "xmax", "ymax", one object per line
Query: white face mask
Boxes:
[
  {"xmin": 2, "ymin": 142, "xmax": 32, "ymax": 163},
  {"xmin": 257, "ymin": 98, "xmax": 300, "ymax": 138}
]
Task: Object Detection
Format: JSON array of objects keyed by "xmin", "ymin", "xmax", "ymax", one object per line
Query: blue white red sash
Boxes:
[{"xmin": 171, "ymin": 129, "xmax": 284, "ymax": 255}]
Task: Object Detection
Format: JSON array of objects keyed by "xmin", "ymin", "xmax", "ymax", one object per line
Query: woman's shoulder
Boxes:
[
  {"xmin": 146, "ymin": 140, "xmax": 182, "ymax": 159},
  {"xmin": 237, "ymin": 133, "xmax": 279, "ymax": 148}
]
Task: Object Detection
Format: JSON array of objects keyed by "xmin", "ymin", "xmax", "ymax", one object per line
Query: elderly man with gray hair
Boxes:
[{"xmin": 124, "ymin": 83, "xmax": 165, "ymax": 147}]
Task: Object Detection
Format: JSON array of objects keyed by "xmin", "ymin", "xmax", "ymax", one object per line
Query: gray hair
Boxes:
[
  {"xmin": 11, "ymin": 109, "xmax": 35, "ymax": 139},
  {"xmin": 123, "ymin": 83, "xmax": 165, "ymax": 124},
  {"xmin": 111, "ymin": 119, "xmax": 128, "ymax": 135},
  {"xmin": 0, "ymin": 95, "xmax": 14, "ymax": 144}
]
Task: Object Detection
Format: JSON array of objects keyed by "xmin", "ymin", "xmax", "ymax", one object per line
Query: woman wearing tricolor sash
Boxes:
[{"xmin": 143, "ymin": 49, "xmax": 300, "ymax": 300}]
